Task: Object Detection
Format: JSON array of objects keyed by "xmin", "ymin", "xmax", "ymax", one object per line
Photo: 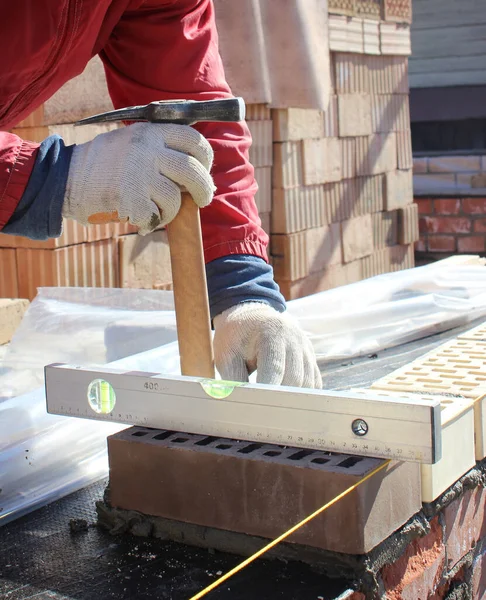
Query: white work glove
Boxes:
[
  {"xmin": 213, "ymin": 302, "xmax": 322, "ymax": 389},
  {"xmin": 62, "ymin": 123, "xmax": 215, "ymax": 234}
]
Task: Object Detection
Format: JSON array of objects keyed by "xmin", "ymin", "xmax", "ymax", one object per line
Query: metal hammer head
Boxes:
[{"xmin": 75, "ymin": 97, "xmax": 246, "ymax": 126}]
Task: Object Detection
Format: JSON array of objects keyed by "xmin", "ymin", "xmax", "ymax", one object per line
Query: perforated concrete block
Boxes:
[
  {"xmin": 338, "ymin": 94, "xmax": 372, "ymax": 137},
  {"xmin": 273, "ymin": 108, "xmax": 324, "ymax": 142},
  {"xmin": 341, "ymin": 214, "xmax": 374, "ymax": 262},
  {"xmin": 273, "ymin": 142, "xmax": 304, "ymax": 188},
  {"xmin": 247, "ymin": 120, "xmax": 273, "ymax": 167},
  {"xmin": 108, "ymin": 427, "xmax": 421, "ymax": 554},
  {"xmin": 254, "ymin": 167, "xmax": 272, "ymax": 213},
  {"xmin": 118, "ymin": 231, "xmax": 172, "ymax": 290},
  {"xmin": 397, "ymin": 203, "xmax": 419, "ymax": 244},
  {"xmin": 271, "ymin": 186, "xmax": 329, "ymax": 234},
  {"xmin": 385, "ymin": 169, "xmax": 413, "ymax": 210},
  {"xmin": 302, "ymin": 138, "xmax": 342, "ymax": 185}
]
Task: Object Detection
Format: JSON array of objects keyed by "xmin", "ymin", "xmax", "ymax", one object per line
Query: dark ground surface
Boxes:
[{"xmin": 0, "ymin": 317, "xmax": 481, "ymax": 600}]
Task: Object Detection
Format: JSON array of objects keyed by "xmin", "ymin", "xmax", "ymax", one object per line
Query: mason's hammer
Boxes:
[{"xmin": 76, "ymin": 97, "xmax": 246, "ymax": 379}]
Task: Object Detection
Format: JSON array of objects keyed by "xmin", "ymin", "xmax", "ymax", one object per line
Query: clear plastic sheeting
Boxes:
[{"xmin": 1, "ymin": 257, "xmax": 486, "ymax": 524}]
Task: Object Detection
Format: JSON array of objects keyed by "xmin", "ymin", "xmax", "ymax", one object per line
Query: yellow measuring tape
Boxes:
[{"xmin": 189, "ymin": 458, "xmax": 391, "ymax": 600}]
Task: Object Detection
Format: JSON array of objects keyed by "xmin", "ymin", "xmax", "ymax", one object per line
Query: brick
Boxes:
[
  {"xmin": 12, "ymin": 122, "xmax": 120, "ymax": 145},
  {"xmin": 472, "ymin": 174, "xmax": 486, "ymax": 188},
  {"xmin": 338, "ymin": 94, "xmax": 372, "ymax": 137},
  {"xmin": 245, "ymin": 104, "xmax": 271, "ymax": 120},
  {"xmin": 272, "ymin": 109, "xmax": 324, "ymax": 142},
  {"xmin": 272, "ymin": 224, "xmax": 342, "ymax": 281},
  {"xmin": 334, "ymin": 53, "xmax": 369, "ymax": 94},
  {"xmin": 385, "ymin": 169, "xmax": 413, "ymax": 210},
  {"xmin": 415, "ymin": 198, "xmax": 433, "ymax": 215},
  {"xmin": 323, "ymin": 95, "xmax": 339, "ymax": 138},
  {"xmin": 328, "ymin": 179, "xmax": 356, "ymax": 223},
  {"xmin": 0, "ymin": 299, "xmax": 29, "ymax": 344},
  {"xmin": 421, "ymin": 216, "xmax": 471, "ymax": 235},
  {"xmin": 371, "ymin": 94, "xmax": 393, "ymax": 133},
  {"xmin": 354, "ymin": 175, "xmax": 384, "ymax": 215},
  {"xmin": 0, "ymin": 219, "xmax": 87, "ymax": 249},
  {"xmin": 271, "ymin": 186, "xmax": 329, "ymax": 234},
  {"xmin": 415, "ymin": 239, "xmax": 426, "ymax": 253},
  {"xmin": 247, "ymin": 120, "xmax": 273, "ymax": 166},
  {"xmin": 427, "ymin": 235, "xmax": 456, "ymax": 253},
  {"xmin": 281, "ymin": 260, "xmax": 365, "ymax": 298},
  {"xmin": 384, "ymin": 0, "xmax": 412, "ymax": 23},
  {"xmin": 273, "ymin": 142, "xmax": 303, "ymax": 188},
  {"xmin": 361, "ymin": 247, "xmax": 391, "ymax": 279},
  {"xmin": 0, "ymin": 249, "xmax": 19, "ymax": 298},
  {"xmin": 444, "ymin": 486, "xmax": 486, "ymax": 569},
  {"xmin": 329, "ymin": 15, "xmax": 364, "ymax": 54},
  {"xmin": 302, "ymin": 138, "xmax": 341, "ymax": 185},
  {"xmin": 16, "ymin": 240, "xmax": 118, "ymax": 301},
  {"xmin": 463, "ymin": 198, "xmax": 486, "ymax": 215},
  {"xmin": 363, "ymin": 19, "xmax": 380, "ymax": 54},
  {"xmin": 112, "ymin": 221, "xmax": 138, "ymax": 237},
  {"xmin": 341, "ymin": 138, "xmax": 356, "ymax": 180},
  {"xmin": 119, "ymin": 230, "xmax": 172, "ymax": 290},
  {"xmin": 398, "ymin": 204, "xmax": 419, "ymax": 244},
  {"xmin": 373, "ymin": 211, "xmax": 398, "ymax": 248},
  {"xmin": 254, "ymin": 167, "xmax": 272, "ymax": 213},
  {"xmin": 108, "ymin": 428, "xmax": 421, "ymax": 555},
  {"xmin": 413, "ymin": 157, "xmax": 428, "ymax": 174},
  {"xmin": 473, "ymin": 219, "xmax": 486, "ymax": 233},
  {"xmin": 341, "ymin": 214, "xmax": 373, "ymax": 262},
  {"xmin": 357, "ymin": 133, "xmax": 397, "ymax": 176},
  {"xmin": 389, "ymin": 243, "xmax": 414, "ymax": 271},
  {"xmin": 434, "ymin": 199, "xmax": 461, "ymax": 215},
  {"xmin": 428, "ymin": 156, "xmax": 481, "ymax": 174},
  {"xmin": 381, "ymin": 517, "xmax": 444, "ymax": 600},
  {"xmin": 366, "ymin": 55, "xmax": 408, "ymax": 95},
  {"xmin": 458, "ymin": 236, "xmax": 485, "ymax": 253},
  {"xmin": 380, "ymin": 22, "xmax": 411, "ymax": 55},
  {"xmin": 472, "ymin": 549, "xmax": 486, "ymax": 600}
]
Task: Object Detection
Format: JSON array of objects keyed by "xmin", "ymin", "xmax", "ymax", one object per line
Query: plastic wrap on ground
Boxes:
[{"xmin": 1, "ymin": 258, "xmax": 486, "ymax": 524}]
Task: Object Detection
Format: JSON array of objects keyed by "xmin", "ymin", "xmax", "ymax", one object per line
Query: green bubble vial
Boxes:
[
  {"xmin": 200, "ymin": 379, "xmax": 245, "ymax": 399},
  {"xmin": 87, "ymin": 379, "xmax": 116, "ymax": 414}
]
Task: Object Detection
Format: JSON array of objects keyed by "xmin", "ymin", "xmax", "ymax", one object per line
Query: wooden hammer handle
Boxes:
[{"xmin": 166, "ymin": 193, "xmax": 215, "ymax": 378}]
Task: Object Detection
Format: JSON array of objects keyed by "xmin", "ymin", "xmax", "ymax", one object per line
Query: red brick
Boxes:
[
  {"xmin": 415, "ymin": 239, "xmax": 426, "ymax": 253},
  {"xmin": 457, "ymin": 236, "xmax": 486, "ymax": 253},
  {"xmin": 472, "ymin": 549, "xmax": 486, "ymax": 600},
  {"xmin": 415, "ymin": 199, "xmax": 433, "ymax": 215},
  {"xmin": 381, "ymin": 516, "xmax": 445, "ymax": 600},
  {"xmin": 433, "ymin": 199, "xmax": 461, "ymax": 215},
  {"xmin": 473, "ymin": 219, "xmax": 486, "ymax": 233},
  {"xmin": 420, "ymin": 216, "xmax": 471, "ymax": 234},
  {"xmin": 427, "ymin": 236, "xmax": 456, "ymax": 253},
  {"xmin": 463, "ymin": 198, "xmax": 486, "ymax": 215},
  {"xmin": 444, "ymin": 487, "xmax": 486, "ymax": 569}
]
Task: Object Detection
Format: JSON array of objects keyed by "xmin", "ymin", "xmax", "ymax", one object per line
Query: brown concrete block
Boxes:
[
  {"xmin": 385, "ymin": 169, "xmax": 413, "ymax": 210},
  {"xmin": 118, "ymin": 230, "xmax": 172, "ymax": 290},
  {"xmin": 16, "ymin": 240, "xmax": 118, "ymax": 301},
  {"xmin": 353, "ymin": 175, "xmax": 385, "ymax": 216},
  {"xmin": 273, "ymin": 109, "xmax": 324, "ymax": 142},
  {"xmin": 323, "ymin": 95, "xmax": 339, "ymax": 138},
  {"xmin": 0, "ymin": 250, "xmax": 19, "ymax": 298},
  {"xmin": 272, "ymin": 223, "xmax": 342, "ymax": 281},
  {"xmin": 341, "ymin": 138, "xmax": 357, "ymax": 180},
  {"xmin": 338, "ymin": 94, "xmax": 372, "ymax": 137},
  {"xmin": 0, "ymin": 298, "xmax": 29, "ymax": 344},
  {"xmin": 273, "ymin": 142, "xmax": 304, "ymax": 188},
  {"xmin": 372, "ymin": 211, "xmax": 398, "ymax": 248},
  {"xmin": 327, "ymin": 179, "xmax": 356, "ymax": 223},
  {"xmin": 0, "ymin": 219, "xmax": 87, "ymax": 250},
  {"xmin": 341, "ymin": 214, "xmax": 374, "ymax": 262},
  {"xmin": 108, "ymin": 427, "xmax": 421, "ymax": 554},
  {"xmin": 271, "ymin": 185, "xmax": 329, "ymax": 234},
  {"xmin": 254, "ymin": 167, "xmax": 272, "ymax": 213},
  {"xmin": 247, "ymin": 120, "xmax": 273, "ymax": 167},
  {"xmin": 398, "ymin": 203, "xmax": 419, "ymax": 245},
  {"xmin": 397, "ymin": 131, "xmax": 413, "ymax": 170},
  {"xmin": 302, "ymin": 138, "xmax": 342, "ymax": 185},
  {"xmin": 334, "ymin": 53, "xmax": 370, "ymax": 94},
  {"xmin": 356, "ymin": 133, "xmax": 397, "ymax": 176}
]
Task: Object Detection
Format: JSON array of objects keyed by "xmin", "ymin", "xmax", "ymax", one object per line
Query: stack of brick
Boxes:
[{"xmin": 270, "ymin": 0, "xmax": 418, "ymax": 300}]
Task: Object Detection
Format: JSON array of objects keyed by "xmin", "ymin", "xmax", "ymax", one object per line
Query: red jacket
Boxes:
[{"xmin": 0, "ymin": 0, "xmax": 267, "ymax": 264}]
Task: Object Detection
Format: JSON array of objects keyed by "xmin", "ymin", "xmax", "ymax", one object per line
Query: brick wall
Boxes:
[{"xmin": 415, "ymin": 197, "xmax": 486, "ymax": 256}]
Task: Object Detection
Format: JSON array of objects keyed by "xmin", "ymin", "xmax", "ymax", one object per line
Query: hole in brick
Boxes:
[
  {"xmin": 132, "ymin": 430, "xmax": 149, "ymax": 437},
  {"xmin": 264, "ymin": 451, "xmax": 281, "ymax": 457},
  {"xmin": 287, "ymin": 449, "xmax": 315, "ymax": 461},
  {"xmin": 216, "ymin": 444, "xmax": 232, "ymax": 450},
  {"xmin": 195, "ymin": 436, "xmax": 218, "ymax": 446},
  {"xmin": 171, "ymin": 437, "xmax": 189, "ymax": 444},
  {"xmin": 338, "ymin": 457, "xmax": 363, "ymax": 468},
  {"xmin": 153, "ymin": 431, "xmax": 174, "ymax": 441},
  {"xmin": 311, "ymin": 457, "xmax": 330, "ymax": 465},
  {"xmin": 238, "ymin": 443, "xmax": 263, "ymax": 454}
]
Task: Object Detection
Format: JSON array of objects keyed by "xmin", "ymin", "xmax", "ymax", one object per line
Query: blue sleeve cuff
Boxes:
[
  {"xmin": 3, "ymin": 135, "xmax": 73, "ymax": 240},
  {"xmin": 206, "ymin": 254, "xmax": 286, "ymax": 320}
]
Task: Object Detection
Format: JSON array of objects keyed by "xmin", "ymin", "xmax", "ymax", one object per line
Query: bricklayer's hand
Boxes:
[
  {"xmin": 213, "ymin": 302, "xmax": 322, "ymax": 389},
  {"xmin": 62, "ymin": 123, "xmax": 215, "ymax": 234}
]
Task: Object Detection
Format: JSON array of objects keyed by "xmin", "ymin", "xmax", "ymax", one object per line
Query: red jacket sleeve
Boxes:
[
  {"xmin": 0, "ymin": 133, "xmax": 39, "ymax": 228},
  {"xmin": 99, "ymin": 0, "xmax": 268, "ymax": 263}
]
